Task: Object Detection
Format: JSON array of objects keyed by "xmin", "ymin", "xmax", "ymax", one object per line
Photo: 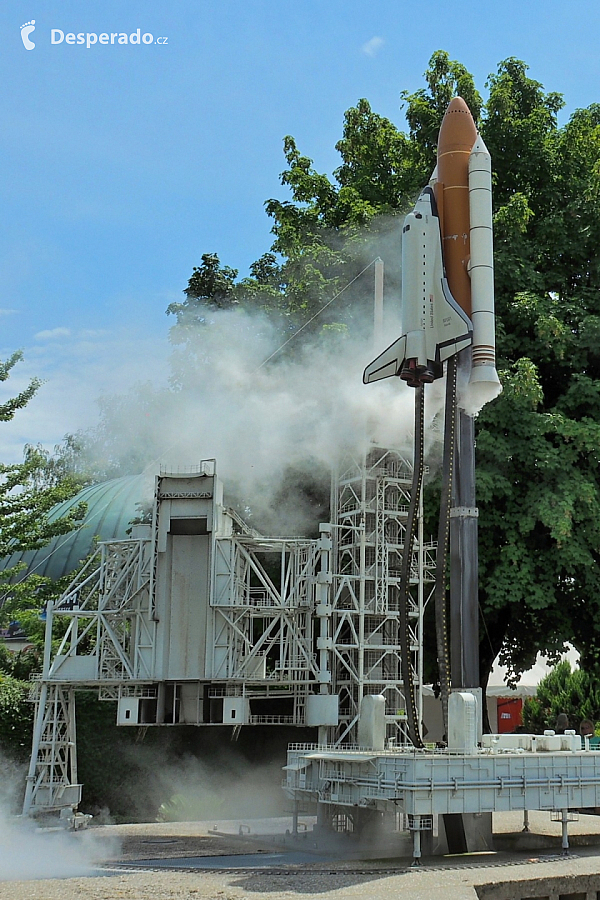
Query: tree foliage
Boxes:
[
  {"xmin": 0, "ymin": 449, "xmax": 85, "ymax": 563},
  {"xmin": 0, "ymin": 623, "xmax": 49, "ymax": 767},
  {"xmin": 0, "ymin": 354, "xmax": 87, "ymax": 632},
  {"xmin": 0, "ymin": 352, "xmax": 86, "ymax": 571},
  {"xmin": 0, "ymin": 671, "xmax": 34, "ymax": 761},
  {"xmin": 522, "ymin": 661, "xmax": 600, "ymax": 733},
  {"xmin": 473, "ymin": 61, "xmax": 600, "ymax": 683},
  {"xmin": 0, "ymin": 351, "xmax": 41, "ymax": 423}
]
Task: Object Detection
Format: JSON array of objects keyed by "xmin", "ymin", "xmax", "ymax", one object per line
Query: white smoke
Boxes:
[
  {"xmin": 0, "ymin": 755, "xmax": 118, "ymax": 881},
  {"xmin": 0, "ymin": 814, "xmax": 114, "ymax": 881},
  {"xmin": 154, "ymin": 753, "xmax": 288, "ymax": 822},
  {"xmin": 0, "ymin": 272, "xmax": 450, "ymax": 534},
  {"xmin": 112, "ymin": 304, "xmax": 445, "ymax": 531}
]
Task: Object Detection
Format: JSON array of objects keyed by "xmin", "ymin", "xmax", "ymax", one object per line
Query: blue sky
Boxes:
[{"xmin": 1, "ymin": 0, "xmax": 599, "ymax": 459}]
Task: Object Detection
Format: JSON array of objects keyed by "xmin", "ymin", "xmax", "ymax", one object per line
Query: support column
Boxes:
[
  {"xmin": 358, "ymin": 514, "xmax": 366, "ymax": 720},
  {"xmin": 411, "ymin": 815, "xmax": 422, "ymax": 865},
  {"xmin": 23, "ymin": 600, "xmax": 54, "ymax": 816},
  {"xmin": 446, "ymin": 349, "xmax": 486, "ymax": 854},
  {"xmin": 156, "ymin": 682, "xmax": 166, "ymax": 724},
  {"xmin": 449, "ymin": 352, "xmax": 479, "ymax": 690},
  {"xmin": 316, "ymin": 523, "xmax": 333, "ymax": 747},
  {"xmin": 374, "ymin": 257, "xmax": 384, "ymax": 347},
  {"xmin": 315, "ymin": 524, "xmax": 333, "ymax": 832},
  {"xmin": 561, "ymin": 809, "xmax": 570, "ymax": 854}
]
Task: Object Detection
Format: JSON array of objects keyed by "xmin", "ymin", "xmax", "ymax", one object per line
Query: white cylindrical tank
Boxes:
[
  {"xmin": 448, "ymin": 691, "xmax": 478, "ymax": 754},
  {"xmin": 466, "ymin": 135, "xmax": 502, "ymax": 412}
]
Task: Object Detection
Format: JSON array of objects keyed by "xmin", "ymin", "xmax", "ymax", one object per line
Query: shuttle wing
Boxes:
[
  {"xmin": 363, "ymin": 336, "xmax": 406, "ymax": 384},
  {"xmin": 435, "ymin": 278, "xmax": 473, "ymax": 362}
]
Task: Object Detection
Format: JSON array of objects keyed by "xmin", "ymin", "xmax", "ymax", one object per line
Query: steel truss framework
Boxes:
[
  {"xmin": 23, "ymin": 512, "xmax": 331, "ymax": 816},
  {"xmin": 52, "ymin": 538, "xmax": 155, "ymax": 683},
  {"xmin": 329, "ymin": 446, "xmax": 435, "ymax": 746},
  {"xmin": 208, "ymin": 533, "xmax": 328, "ymax": 729},
  {"xmin": 24, "ymin": 454, "xmax": 435, "ymax": 816},
  {"xmin": 23, "ymin": 683, "xmax": 79, "ymax": 815}
]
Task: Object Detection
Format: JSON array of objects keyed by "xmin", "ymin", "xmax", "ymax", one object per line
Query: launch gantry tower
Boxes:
[
  {"xmin": 329, "ymin": 445, "xmax": 435, "ymax": 746},
  {"xmin": 23, "ymin": 454, "xmax": 435, "ymax": 819}
]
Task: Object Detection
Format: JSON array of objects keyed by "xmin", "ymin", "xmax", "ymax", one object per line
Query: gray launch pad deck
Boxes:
[{"xmin": 285, "ymin": 743, "xmax": 600, "ymax": 816}]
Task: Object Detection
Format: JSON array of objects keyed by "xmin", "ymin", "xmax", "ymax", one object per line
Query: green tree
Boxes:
[
  {"xmin": 0, "ymin": 672, "xmax": 33, "ymax": 762},
  {"xmin": 473, "ymin": 62, "xmax": 600, "ymax": 687},
  {"xmin": 0, "ymin": 351, "xmax": 42, "ymax": 422},
  {"xmin": 0, "ymin": 353, "xmax": 86, "ymax": 619},
  {"xmin": 0, "ymin": 353, "xmax": 85, "ymax": 565},
  {"xmin": 522, "ymin": 661, "xmax": 600, "ymax": 733},
  {"xmin": 0, "ymin": 448, "xmax": 85, "ymax": 564}
]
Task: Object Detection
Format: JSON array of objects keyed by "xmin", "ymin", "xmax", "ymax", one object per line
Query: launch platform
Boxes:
[{"xmin": 284, "ymin": 735, "xmax": 600, "ymax": 859}]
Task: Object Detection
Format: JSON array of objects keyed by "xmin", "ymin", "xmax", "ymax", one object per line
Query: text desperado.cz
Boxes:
[{"xmin": 51, "ymin": 30, "xmax": 167, "ymax": 48}]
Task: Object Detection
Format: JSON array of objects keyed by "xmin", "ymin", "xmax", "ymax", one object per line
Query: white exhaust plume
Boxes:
[
  {"xmin": 0, "ymin": 755, "xmax": 118, "ymax": 881},
  {"xmin": 77, "ymin": 304, "xmax": 446, "ymax": 533}
]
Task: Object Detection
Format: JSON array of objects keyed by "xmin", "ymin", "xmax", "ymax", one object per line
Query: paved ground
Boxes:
[{"xmin": 3, "ymin": 812, "xmax": 600, "ymax": 899}]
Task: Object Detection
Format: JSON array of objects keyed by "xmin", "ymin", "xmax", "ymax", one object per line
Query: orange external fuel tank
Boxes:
[{"xmin": 435, "ymin": 97, "xmax": 477, "ymax": 317}]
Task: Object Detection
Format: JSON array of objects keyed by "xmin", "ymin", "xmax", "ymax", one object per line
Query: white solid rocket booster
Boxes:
[{"xmin": 466, "ymin": 135, "xmax": 502, "ymax": 410}]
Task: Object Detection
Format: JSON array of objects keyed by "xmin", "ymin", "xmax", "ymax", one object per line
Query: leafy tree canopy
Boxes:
[
  {"xmin": 0, "ymin": 354, "xmax": 86, "ymax": 621},
  {"xmin": 522, "ymin": 660, "xmax": 600, "ymax": 734}
]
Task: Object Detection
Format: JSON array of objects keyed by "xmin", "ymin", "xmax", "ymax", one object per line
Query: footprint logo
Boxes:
[{"xmin": 20, "ymin": 20, "xmax": 36, "ymax": 50}]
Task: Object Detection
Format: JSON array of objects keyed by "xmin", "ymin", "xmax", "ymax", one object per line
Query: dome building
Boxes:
[{"xmin": 1, "ymin": 474, "xmax": 149, "ymax": 583}]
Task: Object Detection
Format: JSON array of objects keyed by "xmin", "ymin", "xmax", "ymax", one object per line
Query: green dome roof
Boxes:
[{"xmin": 2, "ymin": 474, "xmax": 149, "ymax": 583}]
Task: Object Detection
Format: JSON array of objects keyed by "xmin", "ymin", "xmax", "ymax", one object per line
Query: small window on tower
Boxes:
[{"xmin": 170, "ymin": 517, "xmax": 208, "ymax": 535}]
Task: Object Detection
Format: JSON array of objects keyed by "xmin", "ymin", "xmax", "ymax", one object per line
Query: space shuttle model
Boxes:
[{"xmin": 364, "ymin": 97, "xmax": 501, "ymax": 409}]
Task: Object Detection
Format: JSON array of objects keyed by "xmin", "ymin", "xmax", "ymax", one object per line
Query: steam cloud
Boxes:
[
  {"xmin": 153, "ymin": 753, "xmax": 288, "ymax": 821},
  {"xmin": 87, "ymin": 302, "xmax": 446, "ymax": 533},
  {"xmin": 0, "ymin": 813, "xmax": 112, "ymax": 881},
  {"xmin": 1, "ymin": 241, "xmax": 452, "ymax": 535},
  {"xmin": 0, "ymin": 754, "xmax": 118, "ymax": 881}
]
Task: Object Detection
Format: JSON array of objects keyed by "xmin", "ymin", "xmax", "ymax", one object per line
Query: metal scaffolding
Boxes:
[
  {"xmin": 23, "ymin": 681, "xmax": 79, "ymax": 817},
  {"xmin": 23, "ymin": 466, "xmax": 337, "ymax": 817},
  {"xmin": 329, "ymin": 446, "xmax": 435, "ymax": 746},
  {"xmin": 24, "ymin": 454, "xmax": 433, "ymax": 818}
]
